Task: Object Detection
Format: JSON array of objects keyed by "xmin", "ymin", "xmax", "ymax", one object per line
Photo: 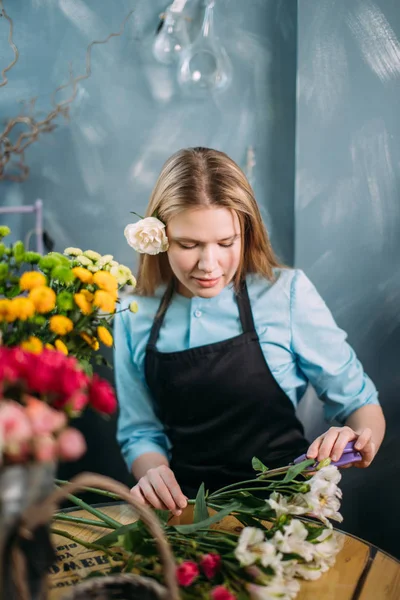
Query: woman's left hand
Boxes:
[{"xmin": 307, "ymin": 426, "xmax": 377, "ymax": 468}]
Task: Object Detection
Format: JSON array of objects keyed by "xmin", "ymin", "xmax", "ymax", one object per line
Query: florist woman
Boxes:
[{"xmin": 114, "ymin": 147, "xmax": 385, "ymax": 516}]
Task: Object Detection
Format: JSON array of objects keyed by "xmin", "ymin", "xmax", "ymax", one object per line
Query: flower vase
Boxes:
[{"xmin": 0, "ymin": 462, "xmax": 56, "ymax": 600}]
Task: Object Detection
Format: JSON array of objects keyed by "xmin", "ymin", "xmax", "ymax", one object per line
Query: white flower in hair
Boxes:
[{"xmin": 124, "ymin": 216, "xmax": 169, "ymax": 255}]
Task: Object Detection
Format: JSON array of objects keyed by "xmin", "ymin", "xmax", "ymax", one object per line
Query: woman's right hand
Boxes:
[{"xmin": 130, "ymin": 465, "xmax": 188, "ymax": 516}]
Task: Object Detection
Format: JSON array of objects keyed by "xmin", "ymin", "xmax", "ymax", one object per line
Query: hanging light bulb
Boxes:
[
  {"xmin": 177, "ymin": 0, "xmax": 232, "ymax": 97},
  {"xmin": 152, "ymin": 2, "xmax": 190, "ymax": 66}
]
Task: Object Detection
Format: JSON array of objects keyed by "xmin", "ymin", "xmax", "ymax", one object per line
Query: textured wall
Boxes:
[
  {"xmin": 0, "ymin": 0, "xmax": 297, "ymax": 266},
  {"xmin": 296, "ymin": 0, "xmax": 400, "ymax": 557},
  {"xmin": 0, "ymin": 0, "xmax": 298, "ymax": 498}
]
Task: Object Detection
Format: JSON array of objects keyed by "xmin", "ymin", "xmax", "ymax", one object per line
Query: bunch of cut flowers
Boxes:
[
  {"xmin": 54, "ymin": 457, "xmax": 346, "ymax": 600},
  {"xmin": 0, "ymin": 345, "xmax": 116, "ymax": 466},
  {"xmin": 0, "ymin": 226, "xmax": 137, "ymax": 373}
]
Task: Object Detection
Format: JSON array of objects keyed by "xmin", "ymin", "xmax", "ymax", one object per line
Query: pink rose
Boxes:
[
  {"xmin": 57, "ymin": 428, "xmax": 87, "ymax": 461},
  {"xmin": 88, "ymin": 376, "xmax": 117, "ymax": 414},
  {"xmin": 33, "ymin": 434, "xmax": 57, "ymax": 462},
  {"xmin": 24, "ymin": 396, "xmax": 67, "ymax": 435},
  {"xmin": 200, "ymin": 553, "xmax": 221, "ymax": 579},
  {"xmin": 176, "ymin": 561, "xmax": 199, "ymax": 587},
  {"xmin": 211, "ymin": 586, "xmax": 237, "ymax": 600},
  {"xmin": 0, "ymin": 400, "xmax": 32, "ymax": 462}
]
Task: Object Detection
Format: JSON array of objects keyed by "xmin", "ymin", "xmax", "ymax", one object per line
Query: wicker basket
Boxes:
[{"xmin": 17, "ymin": 473, "xmax": 180, "ymax": 600}]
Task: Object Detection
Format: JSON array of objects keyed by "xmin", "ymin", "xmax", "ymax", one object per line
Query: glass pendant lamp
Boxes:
[
  {"xmin": 152, "ymin": 2, "xmax": 190, "ymax": 65},
  {"xmin": 177, "ymin": 0, "xmax": 232, "ymax": 97}
]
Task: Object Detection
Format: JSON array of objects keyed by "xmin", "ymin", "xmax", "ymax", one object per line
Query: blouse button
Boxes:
[{"xmin": 194, "ymin": 309, "xmax": 202, "ymax": 318}]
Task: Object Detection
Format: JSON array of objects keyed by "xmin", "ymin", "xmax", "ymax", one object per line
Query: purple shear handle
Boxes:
[{"xmin": 293, "ymin": 441, "xmax": 363, "ymax": 469}]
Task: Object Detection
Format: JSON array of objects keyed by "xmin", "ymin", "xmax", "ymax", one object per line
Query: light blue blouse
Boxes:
[{"xmin": 114, "ymin": 268, "xmax": 379, "ymax": 473}]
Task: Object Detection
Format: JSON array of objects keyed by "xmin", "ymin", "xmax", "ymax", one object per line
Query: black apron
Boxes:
[{"xmin": 144, "ymin": 281, "xmax": 309, "ymax": 497}]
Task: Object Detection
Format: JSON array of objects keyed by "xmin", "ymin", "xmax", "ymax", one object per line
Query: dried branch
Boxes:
[
  {"xmin": 0, "ymin": 9, "xmax": 134, "ymax": 182},
  {"xmin": 0, "ymin": 0, "xmax": 19, "ymax": 88}
]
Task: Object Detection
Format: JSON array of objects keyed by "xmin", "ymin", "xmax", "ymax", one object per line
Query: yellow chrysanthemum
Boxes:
[
  {"xmin": 93, "ymin": 270, "xmax": 118, "ymax": 294},
  {"xmin": 20, "ymin": 336, "xmax": 43, "ymax": 354},
  {"xmin": 72, "ymin": 267, "xmax": 93, "ymax": 284},
  {"xmin": 29, "ymin": 286, "xmax": 56, "ymax": 314},
  {"xmin": 80, "ymin": 332, "xmax": 100, "ymax": 351},
  {"xmin": 0, "ymin": 299, "xmax": 11, "ymax": 322},
  {"xmin": 74, "ymin": 292, "xmax": 93, "ymax": 316},
  {"xmin": 8, "ymin": 297, "xmax": 36, "ymax": 321},
  {"xmin": 54, "ymin": 339, "xmax": 69, "ymax": 355},
  {"xmin": 97, "ymin": 326, "xmax": 113, "ymax": 347},
  {"xmin": 45, "ymin": 343, "xmax": 55, "ymax": 350},
  {"xmin": 93, "ymin": 290, "xmax": 116, "ymax": 313},
  {"xmin": 49, "ymin": 315, "xmax": 74, "ymax": 336},
  {"xmin": 80, "ymin": 289, "xmax": 94, "ymax": 302},
  {"xmin": 19, "ymin": 271, "xmax": 47, "ymax": 291}
]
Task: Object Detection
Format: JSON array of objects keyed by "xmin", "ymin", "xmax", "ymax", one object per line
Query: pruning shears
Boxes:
[{"xmin": 293, "ymin": 441, "xmax": 363, "ymax": 469}]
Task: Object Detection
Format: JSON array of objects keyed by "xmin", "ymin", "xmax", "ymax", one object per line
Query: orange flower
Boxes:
[
  {"xmin": 20, "ymin": 336, "xmax": 43, "ymax": 354},
  {"xmin": 74, "ymin": 292, "xmax": 92, "ymax": 316},
  {"xmin": 54, "ymin": 339, "xmax": 69, "ymax": 355},
  {"xmin": 49, "ymin": 315, "xmax": 74, "ymax": 336},
  {"xmin": 97, "ymin": 326, "xmax": 113, "ymax": 347},
  {"xmin": 19, "ymin": 271, "xmax": 47, "ymax": 291},
  {"xmin": 80, "ymin": 289, "xmax": 94, "ymax": 302},
  {"xmin": 72, "ymin": 267, "xmax": 93, "ymax": 284},
  {"xmin": 0, "ymin": 299, "xmax": 11, "ymax": 322},
  {"xmin": 80, "ymin": 332, "xmax": 99, "ymax": 351},
  {"xmin": 29, "ymin": 286, "xmax": 56, "ymax": 314},
  {"xmin": 8, "ymin": 297, "xmax": 35, "ymax": 321},
  {"xmin": 93, "ymin": 270, "xmax": 118, "ymax": 294},
  {"xmin": 93, "ymin": 290, "xmax": 116, "ymax": 313}
]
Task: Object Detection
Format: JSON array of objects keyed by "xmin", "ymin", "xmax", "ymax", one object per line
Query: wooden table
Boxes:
[{"xmin": 48, "ymin": 503, "xmax": 400, "ymax": 600}]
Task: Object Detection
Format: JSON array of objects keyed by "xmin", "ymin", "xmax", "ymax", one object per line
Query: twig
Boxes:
[{"xmin": 0, "ymin": 0, "xmax": 19, "ymax": 88}]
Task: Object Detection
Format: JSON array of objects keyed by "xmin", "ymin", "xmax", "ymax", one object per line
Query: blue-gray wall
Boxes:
[
  {"xmin": 0, "ymin": 0, "xmax": 296, "ymax": 266},
  {"xmin": 0, "ymin": 0, "xmax": 297, "ymax": 499},
  {"xmin": 296, "ymin": 0, "xmax": 400, "ymax": 558}
]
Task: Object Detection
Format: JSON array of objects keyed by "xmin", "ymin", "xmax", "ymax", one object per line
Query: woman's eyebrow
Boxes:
[{"xmin": 172, "ymin": 234, "xmax": 240, "ymax": 243}]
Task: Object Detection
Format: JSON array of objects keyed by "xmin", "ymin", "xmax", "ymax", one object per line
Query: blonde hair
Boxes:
[{"xmin": 135, "ymin": 147, "xmax": 283, "ymax": 296}]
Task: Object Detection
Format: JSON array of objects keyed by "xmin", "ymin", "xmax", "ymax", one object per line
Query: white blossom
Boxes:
[
  {"xmin": 273, "ymin": 520, "xmax": 314, "ymax": 562},
  {"xmin": 247, "ymin": 577, "xmax": 300, "ymax": 600},
  {"xmin": 267, "ymin": 491, "xmax": 309, "ymax": 518},
  {"xmin": 124, "ymin": 217, "xmax": 169, "ymax": 255},
  {"xmin": 235, "ymin": 528, "xmax": 282, "ymax": 570}
]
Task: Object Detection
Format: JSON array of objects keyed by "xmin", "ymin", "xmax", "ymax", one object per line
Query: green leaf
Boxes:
[
  {"xmin": 173, "ymin": 502, "xmax": 241, "ymax": 534},
  {"xmin": 306, "ymin": 525, "xmax": 327, "ymax": 542},
  {"xmin": 96, "ymin": 522, "xmax": 141, "ymax": 547},
  {"xmin": 252, "ymin": 457, "xmax": 269, "ymax": 474},
  {"xmin": 193, "ymin": 483, "xmax": 209, "ymax": 524},
  {"xmin": 282, "ymin": 459, "xmax": 316, "ymax": 483},
  {"xmin": 154, "ymin": 509, "xmax": 170, "ymax": 525},
  {"xmin": 234, "ymin": 512, "xmax": 265, "ymax": 530},
  {"xmin": 5, "ymin": 284, "xmax": 20, "ymax": 298}
]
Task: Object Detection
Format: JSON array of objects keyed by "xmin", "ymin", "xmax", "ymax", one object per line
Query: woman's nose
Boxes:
[{"xmin": 198, "ymin": 247, "xmax": 216, "ymax": 273}]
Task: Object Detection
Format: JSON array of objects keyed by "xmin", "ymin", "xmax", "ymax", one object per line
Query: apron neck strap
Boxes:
[
  {"xmin": 237, "ymin": 279, "xmax": 256, "ymax": 334},
  {"xmin": 147, "ymin": 278, "xmax": 256, "ymax": 348}
]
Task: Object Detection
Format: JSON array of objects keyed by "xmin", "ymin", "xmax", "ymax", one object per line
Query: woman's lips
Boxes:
[{"xmin": 193, "ymin": 276, "xmax": 221, "ymax": 288}]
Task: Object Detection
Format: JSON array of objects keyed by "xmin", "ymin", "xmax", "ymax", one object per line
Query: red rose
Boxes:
[
  {"xmin": 200, "ymin": 553, "xmax": 221, "ymax": 579},
  {"xmin": 57, "ymin": 366, "xmax": 89, "ymax": 400},
  {"xmin": 176, "ymin": 561, "xmax": 199, "ymax": 587},
  {"xmin": 88, "ymin": 375, "xmax": 117, "ymax": 415},
  {"xmin": 211, "ymin": 585, "xmax": 237, "ymax": 600}
]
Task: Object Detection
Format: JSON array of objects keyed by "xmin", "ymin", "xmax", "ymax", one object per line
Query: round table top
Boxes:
[{"xmin": 48, "ymin": 502, "xmax": 400, "ymax": 600}]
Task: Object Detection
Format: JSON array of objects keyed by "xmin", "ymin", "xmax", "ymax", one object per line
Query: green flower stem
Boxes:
[
  {"xmin": 208, "ymin": 468, "xmax": 290, "ymax": 498},
  {"xmin": 55, "ymin": 489, "xmax": 122, "ymax": 529},
  {"xmin": 52, "ymin": 513, "xmax": 114, "ymax": 528},
  {"xmin": 55, "ymin": 479, "xmax": 122, "ymax": 501},
  {"xmin": 50, "ymin": 528, "xmax": 124, "ymax": 562}
]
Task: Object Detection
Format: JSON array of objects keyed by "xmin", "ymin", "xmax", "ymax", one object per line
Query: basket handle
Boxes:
[{"xmin": 20, "ymin": 472, "xmax": 181, "ymax": 600}]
